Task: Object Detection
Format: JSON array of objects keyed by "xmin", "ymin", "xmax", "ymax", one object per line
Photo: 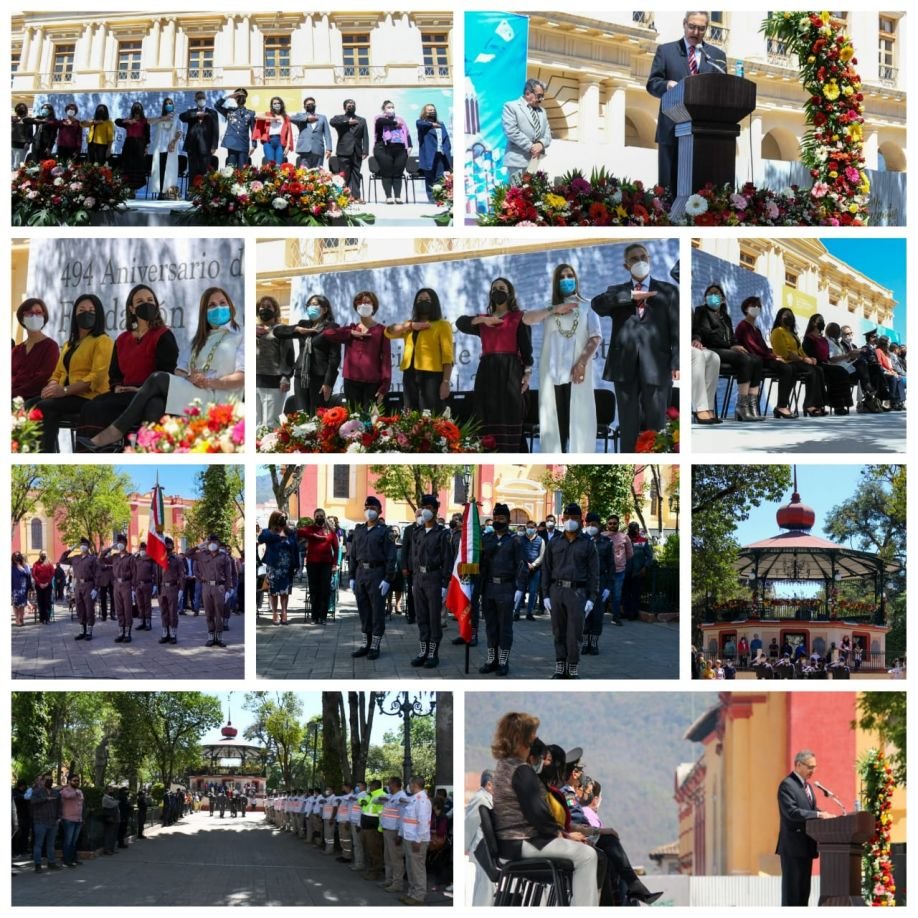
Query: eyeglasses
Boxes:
[
  {"xmin": 533, "ymin": 94, "xmax": 545, "ymax": 101},
  {"xmin": 685, "ymin": 23, "xmax": 707, "ymax": 33}
]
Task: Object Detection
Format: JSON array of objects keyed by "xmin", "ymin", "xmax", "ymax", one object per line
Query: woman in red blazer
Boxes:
[{"xmin": 253, "ymin": 96, "xmax": 294, "ymax": 165}]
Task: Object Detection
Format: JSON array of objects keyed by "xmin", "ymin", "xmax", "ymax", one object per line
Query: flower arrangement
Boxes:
[
  {"xmin": 858, "ymin": 748, "xmax": 896, "ymax": 906},
  {"xmin": 12, "ymin": 158, "xmax": 129, "ymax": 226},
  {"xmin": 762, "ymin": 12, "xmax": 870, "ymax": 225},
  {"xmin": 680, "ymin": 182, "xmax": 824, "ymax": 226},
  {"xmin": 427, "ymin": 170, "xmax": 453, "ymax": 226},
  {"xmin": 257, "ymin": 405, "xmax": 485, "ymax": 454},
  {"xmin": 125, "ymin": 400, "xmax": 244, "ymax": 453},
  {"xmin": 635, "ymin": 406, "xmax": 680, "ymax": 453},
  {"xmin": 184, "ymin": 162, "xmax": 374, "ymax": 226},
  {"xmin": 12, "ymin": 398, "xmax": 43, "ymax": 452}
]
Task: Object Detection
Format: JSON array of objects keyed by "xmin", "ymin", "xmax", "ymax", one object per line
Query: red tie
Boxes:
[
  {"xmin": 689, "ymin": 44, "xmax": 698, "ymax": 75},
  {"xmin": 805, "ymin": 783, "xmax": 814, "ymax": 805}
]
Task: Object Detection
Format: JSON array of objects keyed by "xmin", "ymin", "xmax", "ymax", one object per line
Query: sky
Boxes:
[
  {"xmin": 114, "ymin": 465, "xmax": 225, "ymax": 497},
  {"xmin": 821, "ymin": 237, "xmax": 907, "ymax": 339}
]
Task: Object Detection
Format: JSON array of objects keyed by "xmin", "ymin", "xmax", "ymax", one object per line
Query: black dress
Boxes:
[{"xmin": 273, "ymin": 320, "xmax": 341, "ymax": 414}]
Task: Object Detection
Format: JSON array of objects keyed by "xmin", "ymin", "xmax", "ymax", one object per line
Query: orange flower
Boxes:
[
  {"xmin": 435, "ymin": 419, "xmax": 461, "ymax": 442},
  {"xmin": 319, "ymin": 406, "xmax": 348, "ymax": 427},
  {"xmin": 635, "ymin": 429, "xmax": 658, "ymax": 452}
]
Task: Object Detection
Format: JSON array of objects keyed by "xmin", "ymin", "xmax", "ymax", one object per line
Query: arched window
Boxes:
[{"xmin": 30, "ymin": 518, "xmax": 43, "ymax": 550}]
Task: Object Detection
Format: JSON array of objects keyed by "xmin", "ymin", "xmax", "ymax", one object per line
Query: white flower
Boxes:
[
  {"xmin": 345, "ymin": 441, "xmax": 365, "ymax": 453},
  {"xmin": 258, "ymin": 432, "xmax": 278, "ymax": 451},
  {"xmin": 231, "ymin": 183, "xmax": 247, "ymax": 197},
  {"xmin": 611, "ymin": 189, "xmax": 623, "ymax": 205},
  {"xmin": 331, "ymin": 175, "xmax": 345, "ymax": 189},
  {"xmin": 799, "ymin": 16, "xmax": 810, "ymax": 30},
  {"xmin": 220, "ymin": 166, "xmax": 235, "ymax": 179},
  {"xmin": 685, "ymin": 194, "xmax": 709, "ymax": 216},
  {"xmin": 53, "ymin": 177, "xmax": 64, "ymax": 187},
  {"xmin": 27, "ymin": 190, "xmax": 38, "ymax": 199},
  {"xmin": 69, "ymin": 182, "xmax": 82, "ymax": 192},
  {"xmin": 272, "ymin": 197, "xmax": 288, "ymax": 210},
  {"xmin": 780, "ymin": 186, "xmax": 796, "ymax": 199},
  {"xmin": 83, "ymin": 196, "xmax": 96, "ymax": 208}
]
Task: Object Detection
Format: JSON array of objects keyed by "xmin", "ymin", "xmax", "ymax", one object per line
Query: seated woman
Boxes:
[
  {"xmin": 690, "ymin": 340, "xmax": 721, "ymax": 424},
  {"xmin": 76, "ymin": 284, "xmax": 179, "ymax": 443},
  {"xmin": 32, "ymin": 294, "xmax": 113, "ymax": 452},
  {"xmin": 802, "ymin": 314, "xmax": 854, "ymax": 414},
  {"xmin": 12, "ymin": 298, "xmax": 60, "ymax": 402},
  {"xmin": 79, "ymin": 287, "xmax": 244, "ymax": 451},
  {"xmin": 876, "ymin": 336, "xmax": 906, "ymax": 410},
  {"xmin": 384, "ymin": 288, "xmax": 454, "ymax": 413},
  {"xmin": 489, "ymin": 712, "xmax": 599, "ymax": 907},
  {"xmin": 769, "ymin": 307, "xmax": 828, "ymax": 416}
]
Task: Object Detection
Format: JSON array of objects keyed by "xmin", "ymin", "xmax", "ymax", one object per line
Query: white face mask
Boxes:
[
  {"xmin": 629, "ymin": 260, "xmax": 651, "ymax": 280},
  {"xmin": 545, "ymin": 521, "xmax": 555, "ymax": 530},
  {"xmin": 421, "ymin": 509, "xmax": 434, "ymax": 523},
  {"xmin": 208, "ymin": 542, "xmax": 218, "ymax": 552},
  {"xmin": 564, "ymin": 519, "xmax": 580, "ymax": 533},
  {"xmin": 139, "ymin": 551, "xmax": 146, "ymax": 559},
  {"xmin": 356, "ymin": 303, "xmax": 374, "ymax": 318},
  {"xmin": 116, "ymin": 543, "xmax": 125, "ymax": 553},
  {"xmin": 23, "ymin": 315, "xmax": 44, "ymax": 331},
  {"xmin": 365, "ymin": 509, "xmax": 379, "ymax": 522},
  {"xmin": 79, "ymin": 544, "xmax": 89, "ymax": 553},
  {"xmin": 415, "ymin": 516, "xmax": 423, "ymax": 525},
  {"xmin": 746, "ymin": 306, "xmax": 761, "ymax": 319},
  {"xmin": 585, "ymin": 526, "xmax": 599, "ymax": 537}
]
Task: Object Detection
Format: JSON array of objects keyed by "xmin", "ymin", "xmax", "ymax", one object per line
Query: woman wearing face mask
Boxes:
[
  {"xmin": 253, "ymin": 96, "xmax": 294, "ymax": 165},
  {"xmin": 32, "ymin": 294, "xmax": 113, "ymax": 452},
  {"xmin": 12, "ymin": 298, "xmax": 60, "ymax": 402},
  {"xmin": 536, "ymin": 264, "xmax": 602, "ymax": 452},
  {"xmin": 75, "ymin": 284, "xmax": 179, "ymax": 446},
  {"xmin": 31, "ymin": 550, "xmax": 55, "ymax": 625},
  {"xmin": 115, "ymin": 102, "xmax": 152, "ymax": 197},
  {"xmin": 692, "ymin": 284, "xmax": 765, "ymax": 422},
  {"xmin": 384, "ymin": 288, "xmax": 454, "ymax": 412},
  {"xmin": 323, "ymin": 291, "xmax": 391, "ymax": 410},
  {"xmin": 416, "ymin": 103, "xmax": 452, "ymax": 203},
  {"xmin": 373, "ymin": 100, "xmax": 413, "ymax": 204},
  {"xmin": 297, "ymin": 510, "xmax": 339, "ymax": 626},
  {"xmin": 85, "ymin": 104, "xmax": 115, "ymax": 165},
  {"xmin": 12, "ymin": 552, "xmax": 31, "ymax": 627},
  {"xmin": 273, "ymin": 294, "xmax": 341, "ymax": 414},
  {"xmin": 80, "ymin": 287, "xmax": 244, "ymax": 450},
  {"xmin": 12, "ymin": 102, "xmax": 34, "ymax": 169},
  {"xmin": 803, "ymin": 313, "xmax": 854, "ymax": 414},
  {"xmin": 769, "ymin": 307, "xmax": 828, "ymax": 417},
  {"xmin": 52, "ymin": 102, "xmax": 84, "ymax": 162},
  {"xmin": 456, "ymin": 277, "xmax": 534, "ymax": 452},
  {"xmin": 26, "ymin": 102, "xmax": 59, "ymax": 161},
  {"xmin": 254, "ymin": 296, "xmax": 295, "ymax": 428},
  {"xmin": 258, "ymin": 512, "xmax": 297, "ymax": 625},
  {"xmin": 148, "ymin": 98, "xmax": 184, "ymax": 199}
]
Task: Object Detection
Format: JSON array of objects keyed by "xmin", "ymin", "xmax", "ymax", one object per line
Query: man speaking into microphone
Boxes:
[
  {"xmin": 775, "ymin": 750, "xmax": 837, "ymax": 906},
  {"xmin": 646, "ymin": 11, "xmax": 727, "ymax": 193}
]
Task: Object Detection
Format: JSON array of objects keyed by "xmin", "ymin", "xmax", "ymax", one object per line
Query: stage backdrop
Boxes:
[
  {"xmin": 464, "ymin": 12, "xmax": 529, "ymax": 214},
  {"xmin": 23, "ymin": 237, "xmax": 245, "ymax": 356},
  {"xmin": 289, "ymin": 239, "xmax": 680, "ymax": 393}
]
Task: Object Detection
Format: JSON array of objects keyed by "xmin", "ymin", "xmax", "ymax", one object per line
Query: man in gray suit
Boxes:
[
  {"xmin": 501, "ymin": 78, "xmax": 552, "ymax": 184},
  {"xmin": 290, "ymin": 96, "xmax": 333, "ymax": 169}
]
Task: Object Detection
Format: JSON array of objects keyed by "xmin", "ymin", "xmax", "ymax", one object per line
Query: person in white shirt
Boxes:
[
  {"xmin": 380, "ymin": 776, "xmax": 409, "ymax": 893},
  {"xmin": 465, "ymin": 770, "xmax": 496, "ymax": 906},
  {"xmin": 336, "ymin": 783, "xmax": 355, "ymax": 862},
  {"xmin": 310, "ymin": 790, "xmax": 326, "ymax": 847},
  {"xmin": 322, "ymin": 786, "xmax": 338, "ymax": 854},
  {"xmin": 350, "ymin": 783, "xmax": 369, "ymax": 872},
  {"xmin": 399, "ymin": 776, "xmax": 432, "ymax": 906}
]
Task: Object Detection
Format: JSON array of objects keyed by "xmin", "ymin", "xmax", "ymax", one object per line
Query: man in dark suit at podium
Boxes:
[
  {"xmin": 590, "ymin": 243, "xmax": 679, "ymax": 453},
  {"xmin": 776, "ymin": 750, "xmax": 836, "ymax": 906},
  {"xmin": 646, "ymin": 11, "xmax": 728, "ymax": 193}
]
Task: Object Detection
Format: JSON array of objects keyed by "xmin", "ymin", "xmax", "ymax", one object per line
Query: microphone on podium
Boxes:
[
  {"xmin": 814, "ymin": 781, "xmax": 848, "ymax": 815},
  {"xmin": 699, "ymin": 47, "xmax": 727, "ymax": 75}
]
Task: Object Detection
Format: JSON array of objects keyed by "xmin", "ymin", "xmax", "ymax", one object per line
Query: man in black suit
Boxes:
[
  {"xmin": 329, "ymin": 99, "xmax": 369, "ymax": 202},
  {"xmin": 179, "ymin": 91, "xmax": 219, "ymax": 195},
  {"xmin": 776, "ymin": 749, "xmax": 835, "ymax": 906},
  {"xmin": 590, "ymin": 243, "xmax": 679, "ymax": 453},
  {"xmin": 646, "ymin": 11, "xmax": 728, "ymax": 192}
]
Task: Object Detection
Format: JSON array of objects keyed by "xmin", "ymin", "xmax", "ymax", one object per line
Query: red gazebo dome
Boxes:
[{"xmin": 776, "ymin": 491, "xmax": 816, "ymax": 532}]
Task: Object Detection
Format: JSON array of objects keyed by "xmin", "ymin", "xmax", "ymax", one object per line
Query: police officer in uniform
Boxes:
[
  {"xmin": 105, "ymin": 535, "xmax": 135, "ymax": 643},
  {"xmin": 362, "ymin": 779, "xmax": 386, "ymax": 881},
  {"xmin": 582, "ymin": 511, "xmax": 613, "ymax": 657},
  {"xmin": 409, "ymin": 495, "xmax": 454, "ymax": 669},
  {"xmin": 543, "ymin": 503, "xmax": 599, "ymax": 679},
  {"xmin": 132, "ymin": 541, "xmax": 157, "ymax": 632},
  {"xmin": 195, "ymin": 534, "xmax": 234, "ymax": 647},
  {"xmin": 217, "ymin": 785, "xmax": 227, "ymax": 818},
  {"xmin": 61, "ymin": 537, "xmax": 98, "ymax": 641},
  {"xmin": 95, "ymin": 547, "xmax": 114, "ymax": 622},
  {"xmin": 348, "ymin": 496, "xmax": 397, "ymax": 660},
  {"xmin": 157, "ymin": 536, "xmax": 185, "ymax": 644},
  {"xmin": 400, "ymin": 512, "xmax": 424, "ymax": 625},
  {"xmin": 479, "ymin": 503, "xmax": 527, "ymax": 677}
]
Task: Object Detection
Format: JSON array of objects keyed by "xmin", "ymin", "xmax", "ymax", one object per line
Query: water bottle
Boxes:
[{"xmin": 735, "ymin": 59, "xmax": 745, "ymax": 78}]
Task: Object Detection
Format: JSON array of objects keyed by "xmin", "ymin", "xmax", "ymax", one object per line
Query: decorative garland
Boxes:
[
  {"xmin": 858, "ymin": 748, "xmax": 896, "ymax": 906},
  {"xmin": 762, "ymin": 11, "xmax": 869, "ymax": 225}
]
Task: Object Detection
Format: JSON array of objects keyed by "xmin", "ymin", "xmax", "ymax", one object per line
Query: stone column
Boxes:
[
  {"xmin": 19, "ymin": 27, "xmax": 32, "ymax": 72},
  {"xmin": 863, "ymin": 130, "xmax": 879, "ymax": 171},
  {"xmin": 577, "ymin": 78, "xmax": 600, "ymax": 144},
  {"xmin": 27, "ymin": 26, "xmax": 44, "ymax": 73},
  {"xmin": 76, "ymin": 23, "xmax": 93, "ymax": 70},
  {"xmin": 160, "ymin": 18, "xmax": 176, "ymax": 69},
  {"xmin": 148, "ymin": 18, "xmax": 162, "ymax": 69}
]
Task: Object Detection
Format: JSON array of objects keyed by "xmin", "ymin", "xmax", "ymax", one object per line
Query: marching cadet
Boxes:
[
  {"xmin": 335, "ymin": 782, "xmax": 355, "ymax": 862},
  {"xmin": 194, "ymin": 533, "xmax": 234, "ymax": 647},
  {"xmin": 582, "ymin": 512, "xmax": 613, "ymax": 656},
  {"xmin": 157, "ymin": 536, "xmax": 185, "ymax": 644},
  {"xmin": 361, "ymin": 779, "xmax": 386, "ymax": 881},
  {"xmin": 61, "ymin": 537, "xmax": 98, "ymax": 641},
  {"xmin": 478, "ymin": 503, "xmax": 528, "ymax": 677},
  {"xmin": 107, "ymin": 534, "xmax": 135, "ymax": 644},
  {"xmin": 322, "ymin": 784, "xmax": 339, "ymax": 854},
  {"xmin": 380, "ymin": 775, "xmax": 409, "ymax": 894},
  {"xmin": 131, "ymin": 541, "xmax": 156, "ymax": 632},
  {"xmin": 400, "ymin": 511, "xmax": 424, "ymax": 625},
  {"xmin": 409, "ymin": 494, "xmax": 454, "ymax": 669},
  {"xmin": 95, "ymin": 546, "xmax": 114, "ymax": 622},
  {"xmin": 543, "ymin": 502, "xmax": 599, "ymax": 679},
  {"xmin": 399, "ymin": 776, "xmax": 432, "ymax": 906},
  {"xmin": 349, "ymin": 781, "xmax": 369, "ymax": 872},
  {"xmin": 348, "ymin": 496, "xmax": 397, "ymax": 660}
]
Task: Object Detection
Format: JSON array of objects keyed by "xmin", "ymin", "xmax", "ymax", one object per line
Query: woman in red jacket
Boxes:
[
  {"xmin": 31, "ymin": 550, "xmax": 56, "ymax": 625},
  {"xmin": 12, "ymin": 298, "xmax": 60, "ymax": 403},
  {"xmin": 253, "ymin": 97, "xmax": 294, "ymax": 165},
  {"xmin": 297, "ymin": 509, "xmax": 339, "ymax": 626}
]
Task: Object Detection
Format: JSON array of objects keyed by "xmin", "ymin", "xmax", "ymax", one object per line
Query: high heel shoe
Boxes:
[
  {"xmin": 693, "ymin": 411, "xmax": 723, "ymax": 425},
  {"xmin": 75, "ymin": 435, "xmax": 125, "ymax": 453},
  {"xmin": 772, "ymin": 408, "xmax": 795, "ymax": 419}
]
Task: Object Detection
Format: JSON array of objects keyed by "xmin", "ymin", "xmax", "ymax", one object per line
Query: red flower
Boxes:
[
  {"xmin": 481, "ymin": 435, "xmax": 497, "ymax": 451},
  {"xmin": 319, "ymin": 406, "xmax": 348, "ymax": 427},
  {"xmin": 588, "ymin": 202, "xmax": 609, "ymax": 223},
  {"xmin": 27, "ymin": 408, "xmax": 43, "ymax": 421},
  {"xmin": 635, "ymin": 430, "xmax": 658, "ymax": 453},
  {"xmin": 666, "ymin": 406, "xmax": 679, "ymax": 421},
  {"xmin": 693, "ymin": 211, "xmax": 718, "ymax": 226}
]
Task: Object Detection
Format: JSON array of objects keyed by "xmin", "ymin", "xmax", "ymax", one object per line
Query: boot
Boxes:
[
  {"xmin": 567, "ymin": 662, "xmax": 579, "ymax": 679},
  {"xmin": 410, "ymin": 642, "xmax": 429, "ymax": 667},
  {"xmin": 627, "ymin": 878, "xmax": 663, "ymax": 905},
  {"xmin": 478, "ymin": 647, "xmax": 498, "ymax": 674},
  {"xmin": 497, "ymin": 648, "xmax": 510, "ymax": 677},
  {"xmin": 214, "ymin": 631, "xmax": 226, "ymax": 647},
  {"xmin": 552, "ymin": 660, "xmax": 566, "ymax": 679},
  {"xmin": 85, "ymin": 626, "xmax": 93, "ymax": 641},
  {"xmin": 206, "ymin": 631, "xmax": 216, "ymax": 647},
  {"xmin": 223, "ymin": 618, "xmax": 230, "ymax": 630},
  {"xmin": 75, "ymin": 623, "xmax": 86, "ymax": 640},
  {"xmin": 581, "ymin": 635, "xmax": 591, "ymax": 655},
  {"xmin": 124, "ymin": 625, "xmax": 132, "ymax": 643},
  {"xmin": 367, "ymin": 635, "xmax": 382, "ymax": 660},
  {"xmin": 423, "ymin": 641, "xmax": 440, "ymax": 668},
  {"xmin": 734, "ymin": 394, "xmax": 755, "ymax": 421},
  {"xmin": 159, "ymin": 627, "xmax": 170, "ymax": 644},
  {"xmin": 115, "ymin": 627, "xmax": 126, "ymax": 643},
  {"xmin": 352, "ymin": 634, "xmax": 371, "ymax": 658},
  {"xmin": 591, "ymin": 635, "xmax": 599, "ymax": 656},
  {"xmin": 748, "ymin": 393, "xmax": 766, "ymax": 420},
  {"xmin": 170, "ymin": 626, "xmax": 178, "ymax": 645}
]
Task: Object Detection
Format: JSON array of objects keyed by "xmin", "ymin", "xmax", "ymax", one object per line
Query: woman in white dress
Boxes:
[
  {"xmin": 535, "ymin": 264, "xmax": 602, "ymax": 453},
  {"xmin": 149, "ymin": 97, "xmax": 183, "ymax": 199},
  {"xmin": 80, "ymin": 287, "xmax": 244, "ymax": 450}
]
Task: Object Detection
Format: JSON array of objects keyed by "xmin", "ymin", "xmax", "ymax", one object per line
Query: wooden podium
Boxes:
[
  {"xmin": 807, "ymin": 811, "xmax": 875, "ymax": 906},
  {"xmin": 661, "ymin": 72, "xmax": 756, "ymax": 218}
]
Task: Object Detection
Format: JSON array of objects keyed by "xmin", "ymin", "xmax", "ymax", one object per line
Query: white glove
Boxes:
[
  {"xmin": 379, "ymin": 580, "xmax": 390, "ymax": 597},
  {"xmin": 132, "ymin": 590, "xmax": 136, "ymax": 602},
  {"xmin": 543, "ymin": 597, "xmax": 552, "ymax": 614},
  {"xmin": 349, "ymin": 579, "xmax": 356, "ymax": 592},
  {"xmin": 513, "ymin": 591, "xmax": 523, "ymax": 606},
  {"xmin": 601, "ymin": 589, "xmax": 610, "ymax": 603},
  {"xmin": 441, "ymin": 587, "xmax": 448, "ymax": 600},
  {"xmin": 90, "ymin": 589, "xmax": 98, "ymax": 601},
  {"xmin": 584, "ymin": 600, "xmax": 594, "ymax": 615},
  {"xmin": 152, "ymin": 585, "xmax": 158, "ymax": 597}
]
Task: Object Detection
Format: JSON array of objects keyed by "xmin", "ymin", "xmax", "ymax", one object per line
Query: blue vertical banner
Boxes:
[{"xmin": 464, "ymin": 12, "xmax": 529, "ymax": 216}]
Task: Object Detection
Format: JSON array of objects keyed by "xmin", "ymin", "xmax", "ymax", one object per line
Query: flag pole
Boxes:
[{"xmin": 465, "ymin": 466, "xmax": 473, "ymax": 676}]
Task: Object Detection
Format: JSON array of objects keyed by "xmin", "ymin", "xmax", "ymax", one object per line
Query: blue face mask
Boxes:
[
  {"xmin": 706, "ymin": 294, "xmax": 722, "ymax": 309},
  {"xmin": 306, "ymin": 306, "xmax": 322, "ymax": 321},
  {"xmin": 483, "ymin": 525, "xmax": 494, "ymax": 534},
  {"xmin": 164, "ymin": 104, "xmax": 174, "ymax": 113},
  {"xmin": 559, "ymin": 277, "xmax": 577, "ymax": 296},
  {"xmin": 207, "ymin": 305, "xmax": 232, "ymax": 327}
]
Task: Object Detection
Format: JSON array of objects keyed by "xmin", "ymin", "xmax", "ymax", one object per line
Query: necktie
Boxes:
[
  {"xmin": 529, "ymin": 106, "xmax": 541, "ymax": 136},
  {"xmin": 805, "ymin": 783, "xmax": 814, "ymax": 805},
  {"xmin": 689, "ymin": 44, "xmax": 698, "ymax": 75},
  {"xmin": 635, "ymin": 282, "xmax": 645, "ymax": 319}
]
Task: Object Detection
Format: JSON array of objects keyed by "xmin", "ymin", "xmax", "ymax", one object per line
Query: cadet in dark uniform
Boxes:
[
  {"xmin": 195, "ymin": 534, "xmax": 234, "ymax": 647},
  {"xmin": 107, "ymin": 535, "xmax": 135, "ymax": 643},
  {"xmin": 478, "ymin": 503, "xmax": 527, "ymax": 677},
  {"xmin": 400, "ymin": 512, "xmax": 424, "ymax": 625},
  {"xmin": 217, "ymin": 786, "xmax": 227, "ymax": 817},
  {"xmin": 348, "ymin": 496, "xmax": 397, "ymax": 660},
  {"xmin": 133, "ymin": 541, "xmax": 157, "ymax": 632},
  {"xmin": 238, "ymin": 789, "xmax": 248, "ymax": 817},
  {"xmin": 61, "ymin": 537, "xmax": 98, "ymax": 641},
  {"xmin": 95, "ymin": 549, "xmax": 114, "ymax": 622},
  {"xmin": 157, "ymin": 536, "xmax": 185, "ymax": 644},
  {"xmin": 409, "ymin": 494, "xmax": 454, "ymax": 669},
  {"xmin": 543, "ymin": 503, "xmax": 599, "ymax": 679},
  {"xmin": 582, "ymin": 511, "xmax": 613, "ymax": 657}
]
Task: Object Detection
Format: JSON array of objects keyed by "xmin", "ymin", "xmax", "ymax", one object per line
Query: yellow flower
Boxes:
[
  {"xmin": 673, "ymin": 428, "xmax": 680, "ymax": 444},
  {"xmin": 544, "ymin": 193, "xmax": 568, "ymax": 210},
  {"xmin": 807, "ymin": 55, "xmax": 816, "ymax": 64},
  {"xmin": 848, "ymin": 123, "xmax": 863, "ymax": 142},
  {"xmin": 859, "ymin": 172, "xmax": 870, "ymax": 193},
  {"xmin": 829, "ymin": 170, "xmax": 838, "ymax": 178},
  {"xmin": 848, "ymin": 203, "xmax": 859, "ymax": 214},
  {"xmin": 840, "ymin": 44, "xmax": 854, "ymax": 62},
  {"xmin": 819, "ymin": 10, "xmax": 831, "ymax": 22},
  {"xmin": 842, "ymin": 84, "xmax": 854, "ymax": 96},
  {"xmin": 823, "ymin": 82, "xmax": 840, "ymax": 101},
  {"xmin": 615, "ymin": 204, "xmax": 628, "ymax": 219}
]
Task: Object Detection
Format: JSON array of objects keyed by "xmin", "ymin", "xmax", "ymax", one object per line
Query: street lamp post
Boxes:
[{"xmin": 375, "ymin": 692, "xmax": 437, "ymax": 787}]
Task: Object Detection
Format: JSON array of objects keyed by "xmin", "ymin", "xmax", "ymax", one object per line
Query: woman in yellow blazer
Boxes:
[
  {"xmin": 84, "ymin": 104, "xmax": 115, "ymax": 165},
  {"xmin": 385, "ymin": 288, "xmax": 454, "ymax": 412},
  {"xmin": 33, "ymin": 294, "xmax": 113, "ymax": 451},
  {"xmin": 769, "ymin": 307, "xmax": 828, "ymax": 416}
]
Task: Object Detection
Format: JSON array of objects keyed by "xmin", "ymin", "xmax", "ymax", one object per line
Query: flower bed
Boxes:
[
  {"xmin": 426, "ymin": 170, "xmax": 453, "ymax": 226},
  {"xmin": 635, "ymin": 407, "xmax": 680, "ymax": 453},
  {"xmin": 124, "ymin": 400, "xmax": 244, "ymax": 453},
  {"xmin": 12, "ymin": 398, "xmax": 43, "ymax": 452},
  {"xmin": 858, "ymin": 748, "xmax": 896, "ymax": 905}
]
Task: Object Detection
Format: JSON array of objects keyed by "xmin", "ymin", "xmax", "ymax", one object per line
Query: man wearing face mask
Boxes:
[
  {"xmin": 215, "ymin": 88, "xmax": 255, "ymax": 168},
  {"xmin": 330, "ymin": 99, "xmax": 370, "ymax": 202},
  {"xmin": 60, "ymin": 537, "xmax": 98, "ymax": 642},
  {"xmin": 513, "ymin": 520, "xmax": 545, "ymax": 622},
  {"xmin": 409, "ymin": 494, "xmax": 455, "ymax": 669},
  {"xmin": 157, "ymin": 536, "xmax": 185, "ymax": 645},
  {"xmin": 131, "ymin": 541, "xmax": 158, "ymax": 634},
  {"xmin": 591, "ymin": 243, "xmax": 680, "ymax": 453},
  {"xmin": 195, "ymin": 533, "xmax": 234, "ymax": 648},
  {"xmin": 180, "ymin": 91, "xmax": 219, "ymax": 193},
  {"xmin": 103, "ymin": 535, "xmax": 134, "ymax": 643},
  {"xmin": 349, "ymin": 496, "xmax": 397, "ymax": 660},
  {"xmin": 542, "ymin": 504, "xmax": 599, "ymax": 679},
  {"xmin": 401, "ymin": 512, "xmax": 424, "ymax": 628},
  {"xmin": 290, "ymin": 96, "xmax": 333, "ymax": 168},
  {"xmin": 581, "ymin": 512, "xmax": 613, "ymax": 656},
  {"xmin": 479, "ymin": 503, "xmax": 528, "ymax": 677}
]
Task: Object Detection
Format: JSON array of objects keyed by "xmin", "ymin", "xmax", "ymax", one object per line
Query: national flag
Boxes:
[
  {"xmin": 445, "ymin": 501, "xmax": 481, "ymax": 642},
  {"xmin": 147, "ymin": 484, "xmax": 168, "ymax": 570}
]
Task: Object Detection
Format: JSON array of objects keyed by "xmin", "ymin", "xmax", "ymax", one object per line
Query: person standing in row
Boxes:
[
  {"xmin": 290, "ymin": 96, "xmax": 333, "ymax": 168},
  {"xmin": 94, "ymin": 546, "xmax": 113, "ymax": 623},
  {"xmin": 409, "ymin": 494, "xmax": 454, "ymax": 670},
  {"xmin": 216, "ymin": 89, "xmax": 255, "ymax": 168},
  {"xmin": 179, "ymin": 92, "xmax": 219, "ymax": 191},
  {"xmin": 349, "ymin": 496, "xmax": 397, "ymax": 661},
  {"xmin": 416, "ymin": 103, "xmax": 452, "ymax": 203},
  {"xmin": 31, "ymin": 550, "xmax": 55, "ymax": 626},
  {"xmin": 373, "ymin": 100, "xmax": 412, "ymax": 204},
  {"xmin": 104, "ymin": 535, "xmax": 134, "ymax": 643},
  {"xmin": 581, "ymin": 512, "xmax": 613, "ymax": 656},
  {"xmin": 380, "ymin": 776, "xmax": 409, "ymax": 893},
  {"xmin": 605, "ymin": 515, "xmax": 632, "ymax": 626},
  {"xmin": 512, "ymin": 522, "xmax": 544, "ymax": 621},
  {"xmin": 253, "ymin": 96, "xmax": 294, "ymax": 165},
  {"xmin": 114, "ymin": 102, "xmax": 151, "ymax": 197},
  {"xmin": 349, "ymin": 781, "xmax": 369, "ymax": 872},
  {"xmin": 195, "ymin": 534, "xmax": 233, "ymax": 648},
  {"xmin": 61, "ymin": 537, "xmax": 98, "ymax": 642},
  {"xmin": 132, "ymin": 541, "xmax": 157, "ymax": 633},
  {"xmin": 157, "ymin": 536, "xmax": 184, "ymax": 645},
  {"xmin": 299, "ymin": 508, "xmax": 339, "ymax": 626},
  {"xmin": 330, "ymin": 99, "xmax": 369, "ymax": 202},
  {"xmin": 59, "ymin": 773, "xmax": 84, "ymax": 868},
  {"xmin": 401, "ymin": 512, "xmax": 424, "ymax": 627},
  {"xmin": 399, "ymin": 776, "xmax": 432, "ymax": 907},
  {"xmin": 254, "ymin": 295, "xmax": 294, "ymax": 428}
]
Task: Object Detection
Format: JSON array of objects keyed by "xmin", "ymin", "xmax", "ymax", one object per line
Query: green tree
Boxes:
[
  {"xmin": 40, "ymin": 466, "xmax": 132, "ymax": 552},
  {"xmin": 244, "ymin": 692, "xmax": 309, "ymax": 792},
  {"xmin": 11, "ymin": 464, "xmax": 43, "ymax": 536},
  {"xmin": 856, "ymin": 692, "xmax": 906, "ymax": 785},
  {"xmin": 267, "ymin": 464, "xmax": 306, "ymax": 514},
  {"xmin": 542, "ymin": 464, "xmax": 634, "ymax": 520},
  {"xmin": 365, "ymin": 715, "xmax": 436, "ymax": 786},
  {"xmin": 369, "ymin": 465, "xmax": 453, "ymax": 514},
  {"xmin": 184, "ymin": 466, "xmax": 240, "ymax": 547}
]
